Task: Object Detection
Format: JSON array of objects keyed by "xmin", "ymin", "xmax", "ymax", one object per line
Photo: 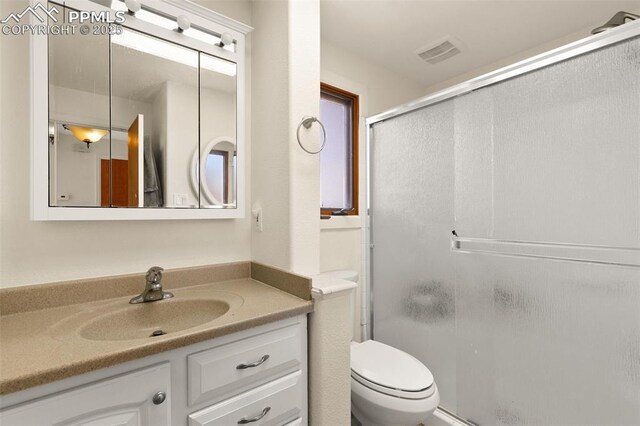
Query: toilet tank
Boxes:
[{"xmin": 316, "ymin": 270, "xmax": 359, "ymax": 341}]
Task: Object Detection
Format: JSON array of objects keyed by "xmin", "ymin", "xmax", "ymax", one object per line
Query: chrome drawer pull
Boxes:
[
  {"xmin": 238, "ymin": 406, "xmax": 271, "ymax": 424},
  {"xmin": 236, "ymin": 354, "xmax": 270, "ymax": 370}
]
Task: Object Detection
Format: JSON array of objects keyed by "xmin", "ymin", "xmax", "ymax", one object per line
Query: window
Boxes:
[
  {"xmin": 320, "ymin": 83, "xmax": 359, "ymax": 216},
  {"xmin": 204, "ymin": 150, "xmax": 229, "ymax": 204}
]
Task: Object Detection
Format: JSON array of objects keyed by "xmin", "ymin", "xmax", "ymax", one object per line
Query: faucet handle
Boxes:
[{"xmin": 146, "ymin": 266, "xmax": 164, "ymax": 284}]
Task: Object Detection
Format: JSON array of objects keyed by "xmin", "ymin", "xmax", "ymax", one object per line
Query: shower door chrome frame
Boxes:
[{"xmin": 364, "ymin": 20, "xmax": 640, "ymax": 341}]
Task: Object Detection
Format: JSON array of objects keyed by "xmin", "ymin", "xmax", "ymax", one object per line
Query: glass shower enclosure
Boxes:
[{"xmin": 368, "ymin": 24, "xmax": 640, "ymax": 425}]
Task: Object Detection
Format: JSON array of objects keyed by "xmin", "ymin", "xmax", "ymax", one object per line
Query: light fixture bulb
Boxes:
[
  {"xmin": 218, "ymin": 32, "xmax": 233, "ymax": 47},
  {"xmin": 176, "ymin": 15, "xmax": 191, "ymax": 32},
  {"xmin": 124, "ymin": 0, "xmax": 141, "ymax": 14}
]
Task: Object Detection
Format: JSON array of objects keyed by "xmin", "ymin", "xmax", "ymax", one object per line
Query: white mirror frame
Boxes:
[{"xmin": 30, "ymin": 0, "xmax": 252, "ymax": 220}]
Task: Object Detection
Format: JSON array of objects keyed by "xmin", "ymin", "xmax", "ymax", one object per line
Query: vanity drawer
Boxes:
[
  {"xmin": 188, "ymin": 370, "xmax": 303, "ymax": 426},
  {"xmin": 188, "ymin": 322, "xmax": 303, "ymax": 406}
]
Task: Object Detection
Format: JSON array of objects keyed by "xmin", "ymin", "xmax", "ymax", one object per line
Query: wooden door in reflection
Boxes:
[{"xmin": 100, "ymin": 159, "xmax": 129, "ymax": 207}]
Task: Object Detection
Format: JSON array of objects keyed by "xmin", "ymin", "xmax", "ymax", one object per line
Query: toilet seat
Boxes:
[
  {"xmin": 351, "ymin": 370, "xmax": 435, "ymax": 399},
  {"xmin": 351, "ymin": 375, "xmax": 440, "ymax": 426},
  {"xmin": 351, "ymin": 340, "xmax": 435, "ymax": 400}
]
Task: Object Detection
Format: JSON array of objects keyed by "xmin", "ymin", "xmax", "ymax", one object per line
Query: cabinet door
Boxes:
[{"xmin": 0, "ymin": 364, "xmax": 170, "ymax": 426}]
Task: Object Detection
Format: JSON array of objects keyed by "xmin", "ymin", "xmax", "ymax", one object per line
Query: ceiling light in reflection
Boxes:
[{"xmin": 63, "ymin": 124, "xmax": 109, "ymax": 148}]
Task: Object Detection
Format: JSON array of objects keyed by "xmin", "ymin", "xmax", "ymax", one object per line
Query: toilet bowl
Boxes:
[
  {"xmin": 318, "ymin": 270, "xmax": 440, "ymax": 426},
  {"xmin": 351, "ymin": 340, "xmax": 439, "ymax": 426}
]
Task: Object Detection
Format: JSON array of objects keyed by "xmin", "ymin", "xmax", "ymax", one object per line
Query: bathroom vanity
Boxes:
[
  {"xmin": 1, "ymin": 317, "xmax": 307, "ymax": 426},
  {"xmin": 0, "ymin": 262, "xmax": 313, "ymax": 425}
]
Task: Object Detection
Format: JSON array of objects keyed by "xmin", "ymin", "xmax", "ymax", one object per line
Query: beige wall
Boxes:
[
  {"xmin": 322, "ymin": 40, "xmax": 427, "ymax": 117},
  {"xmin": 0, "ymin": 0, "xmax": 253, "ymax": 287},
  {"xmin": 193, "ymin": 0, "xmax": 252, "ymax": 26},
  {"xmin": 320, "ymin": 40, "xmax": 427, "ymax": 340}
]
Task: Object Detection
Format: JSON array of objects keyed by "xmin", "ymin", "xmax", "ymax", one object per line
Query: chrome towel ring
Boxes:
[{"xmin": 296, "ymin": 116, "xmax": 327, "ymax": 154}]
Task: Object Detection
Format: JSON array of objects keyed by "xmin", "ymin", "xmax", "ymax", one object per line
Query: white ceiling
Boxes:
[{"xmin": 321, "ymin": 0, "xmax": 640, "ymax": 87}]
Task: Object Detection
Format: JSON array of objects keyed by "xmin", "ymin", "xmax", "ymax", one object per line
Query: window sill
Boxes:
[{"xmin": 320, "ymin": 215, "xmax": 362, "ymax": 230}]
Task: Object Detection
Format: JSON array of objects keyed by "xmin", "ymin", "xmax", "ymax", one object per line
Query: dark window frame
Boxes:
[{"xmin": 320, "ymin": 82, "xmax": 359, "ymax": 216}]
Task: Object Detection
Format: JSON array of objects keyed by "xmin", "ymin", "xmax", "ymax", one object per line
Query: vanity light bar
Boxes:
[
  {"xmin": 186, "ymin": 25, "xmax": 234, "ymax": 52},
  {"xmin": 108, "ymin": 0, "xmax": 235, "ymax": 52},
  {"xmin": 112, "ymin": 29, "xmax": 236, "ymax": 76}
]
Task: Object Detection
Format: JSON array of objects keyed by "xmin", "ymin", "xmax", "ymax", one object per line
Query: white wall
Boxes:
[
  {"xmin": 288, "ymin": 1, "xmax": 321, "ymax": 275},
  {"xmin": 250, "ymin": 1, "xmax": 291, "ymax": 270},
  {"xmin": 49, "ymin": 85, "xmax": 153, "ymax": 131},
  {"xmin": 52, "ymin": 129, "xmax": 128, "ymax": 207},
  {"xmin": 251, "ymin": 0, "xmax": 320, "ymax": 275},
  {"xmin": 0, "ymin": 0, "xmax": 252, "ymax": 287},
  {"xmin": 320, "ymin": 40, "xmax": 428, "ymax": 340},
  {"xmin": 54, "ymin": 136, "xmax": 101, "ymax": 206},
  {"xmin": 164, "ymin": 81, "xmax": 200, "ymax": 207}
]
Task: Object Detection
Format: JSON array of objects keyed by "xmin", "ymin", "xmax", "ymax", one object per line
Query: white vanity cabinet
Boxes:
[
  {"xmin": 0, "ymin": 316, "xmax": 307, "ymax": 426},
  {"xmin": 0, "ymin": 364, "xmax": 171, "ymax": 426}
]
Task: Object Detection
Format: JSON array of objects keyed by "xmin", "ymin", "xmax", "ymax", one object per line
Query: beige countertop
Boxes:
[{"xmin": 0, "ymin": 268, "xmax": 313, "ymax": 395}]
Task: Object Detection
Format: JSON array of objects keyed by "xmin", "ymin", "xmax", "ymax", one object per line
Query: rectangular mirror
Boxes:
[
  {"xmin": 48, "ymin": 4, "xmax": 109, "ymax": 207},
  {"xmin": 112, "ymin": 27, "xmax": 200, "ymax": 208},
  {"xmin": 39, "ymin": 1, "xmax": 249, "ymax": 219},
  {"xmin": 199, "ymin": 53, "xmax": 237, "ymax": 208}
]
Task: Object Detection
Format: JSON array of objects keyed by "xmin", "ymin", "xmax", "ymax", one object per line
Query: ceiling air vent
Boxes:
[{"xmin": 416, "ymin": 37, "xmax": 462, "ymax": 65}]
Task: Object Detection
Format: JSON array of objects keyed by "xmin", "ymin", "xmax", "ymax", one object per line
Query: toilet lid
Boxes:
[{"xmin": 351, "ymin": 340, "xmax": 434, "ymax": 392}]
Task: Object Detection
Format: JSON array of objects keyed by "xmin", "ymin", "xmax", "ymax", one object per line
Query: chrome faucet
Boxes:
[{"xmin": 129, "ymin": 266, "xmax": 174, "ymax": 304}]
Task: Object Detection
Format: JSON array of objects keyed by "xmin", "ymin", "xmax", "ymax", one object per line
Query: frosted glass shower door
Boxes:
[
  {"xmin": 370, "ymin": 100, "xmax": 457, "ymax": 409},
  {"xmin": 370, "ymin": 36, "xmax": 640, "ymax": 425},
  {"xmin": 453, "ymin": 255, "xmax": 640, "ymax": 425}
]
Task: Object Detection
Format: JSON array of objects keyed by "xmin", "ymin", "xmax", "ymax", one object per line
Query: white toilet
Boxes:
[
  {"xmin": 320, "ymin": 270, "xmax": 440, "ymax": 426},
  {"xmin": 351, "ymin": 340, "xmax": 440, "ymax": 426}
]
